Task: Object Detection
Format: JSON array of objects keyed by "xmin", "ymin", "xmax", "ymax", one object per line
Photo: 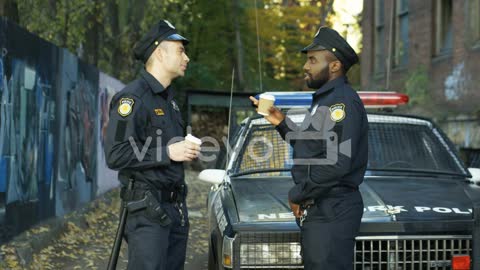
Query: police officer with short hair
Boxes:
[
  {"xmin": 250, "ymin": 26, "xmax": 368, "ymax": 269},
  {"xmin": 104, "ymin": 20, "xmax": 200, "ymax": 270}
]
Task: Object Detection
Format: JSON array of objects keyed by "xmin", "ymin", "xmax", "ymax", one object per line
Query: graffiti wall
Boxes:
[
  {"xmin": 97, "ymin": 72, "xmax": 123, "ymax": 195},
  {"xmin": 0, "ymin": 18, "xmax": 123, "ymax": 243}
]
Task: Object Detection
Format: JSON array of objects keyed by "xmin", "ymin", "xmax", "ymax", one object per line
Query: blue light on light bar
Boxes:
[
  {"xmin": 255, "ymin": 91, "xmax": 409, "ymax": 109},
  {"xmin": 254, "ymin": 91, "xmax": 313, "ymax": 107}
]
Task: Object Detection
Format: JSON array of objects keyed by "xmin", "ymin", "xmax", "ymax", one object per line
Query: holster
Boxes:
[{"xmin": 123, "ymin": 190, "xmax": 171, "ymax": 226}]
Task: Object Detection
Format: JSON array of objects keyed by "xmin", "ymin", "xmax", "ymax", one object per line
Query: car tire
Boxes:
[
  {"xmin": 208, "ymin": 233, "xmax": 224, "ymax": 270},
  {"xmin": 207, "ymin": 243, "xmax": 216, "ymax": 270}
]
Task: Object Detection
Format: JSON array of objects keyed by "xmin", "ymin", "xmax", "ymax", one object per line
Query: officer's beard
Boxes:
[{"xmin": 306, "ymin": 64, "xmax": 330, "ymax": 89}]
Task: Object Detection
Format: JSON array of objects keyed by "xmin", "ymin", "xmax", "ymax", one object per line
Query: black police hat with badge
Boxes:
[
  {"xmin": 301, "ymin": 26, "xmax": 359, "ymax": 72},
  {"xmin": 133, "ymin": 20, "xmax": 189, "ymax": 63}
]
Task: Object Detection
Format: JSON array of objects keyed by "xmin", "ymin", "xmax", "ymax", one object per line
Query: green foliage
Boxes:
[
  {"xmin": 11, "ymin": 0, "xmax": 345, "ymax": 94},
  {"xmin": 404, "ymin": 66, "xmax": 429, "ymax": 107},
  {"xmin": 243, "ymin": 0, "xmax": 336, "ymax": 91}
]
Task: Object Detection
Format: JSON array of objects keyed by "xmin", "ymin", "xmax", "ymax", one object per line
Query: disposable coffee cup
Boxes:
[
  {"xmin": 257, "ymin": 94, "xmax": 275, "ymax": 116},
  {"xmin": 185, "ymin": 134, "xmax": 202, "ymax": 146}
]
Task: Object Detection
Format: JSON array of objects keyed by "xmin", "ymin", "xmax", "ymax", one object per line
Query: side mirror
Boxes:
[
  {"xmin": 198, "ymin": 169, "xmax": 226, "ymax": 185},
  {"xmin": 468, "ymin": 168, "xmax": 480, "ymax": 184}
]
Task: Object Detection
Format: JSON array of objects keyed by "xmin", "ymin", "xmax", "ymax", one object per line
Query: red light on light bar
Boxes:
[
  {"xmin": 452, "ymin": 255, "xmax": 471, "ymax": 270},
  {"xmin": 358, "ymin": 92, "xmax": 409, "ymax": 108}
]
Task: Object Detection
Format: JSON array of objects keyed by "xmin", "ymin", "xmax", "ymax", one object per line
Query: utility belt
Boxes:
[
  {"xmin": 120, "ymin": 183, "xmax": 187, "ymax": 226},
  {"xmin": 120, "ymin": 184, "xmax": 187, "ymax": 203},
  {"xmin": 299, "ymin": 184, "xmax": 358, "ymax": 227},
  {"xmin": 302, "ymin": 184, "xmax": 358, "ymax": 209}
]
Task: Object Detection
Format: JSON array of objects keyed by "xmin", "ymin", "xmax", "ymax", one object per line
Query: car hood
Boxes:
[{"xmin": 231, "ymin": 176, "xmax": 474, "ymax": 223}]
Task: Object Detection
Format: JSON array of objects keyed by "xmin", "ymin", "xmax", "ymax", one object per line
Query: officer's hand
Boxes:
[
  {"xmin": 168, "ymin": 140, "xmax": 201, "ymax": 162},
  {"xmin": 249, "ymin": 96, "xmax": 285, "ymax": 126},
  {"xmin": 289, "ymin": 200, "xmax": 303, "ymax": 218}
]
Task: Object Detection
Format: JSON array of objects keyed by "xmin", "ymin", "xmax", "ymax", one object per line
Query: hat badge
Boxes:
[{"xmin": 164, "ymin": 20, "xmax": 175, "ymax": 29}]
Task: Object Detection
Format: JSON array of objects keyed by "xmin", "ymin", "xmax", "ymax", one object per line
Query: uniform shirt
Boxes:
[
  {"xmin": 104, "ymin": 69, "xmax": 185, "ymax": 190},
  {"xmin": 276, "ymin": 76, "xmax": 368, "ymax": 204}
]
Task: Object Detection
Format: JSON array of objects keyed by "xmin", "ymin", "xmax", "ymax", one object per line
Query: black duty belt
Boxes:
[
  {"xmin": 301, "ymin": 184, "xmax": 358, "ymax": 208},
  {"xmin": 329, "ymin": 184, "xmax": 358, "ymax": 194},
  {"xmin": 120, "ymin": 185, "xmax": 186, "ymax": 203}
]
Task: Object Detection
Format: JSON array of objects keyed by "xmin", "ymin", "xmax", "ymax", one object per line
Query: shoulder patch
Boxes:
[
  {"xmin": 329, "ymin": 103, "xmax": 346, "ymax": 122},
  {"xmin": 118, "ymin": 98, "xmax": 134, "ymax": 117}
]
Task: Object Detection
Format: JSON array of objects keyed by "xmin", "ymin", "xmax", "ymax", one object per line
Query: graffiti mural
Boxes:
[
  {"xmin": 55, "ymin": 51, "xmax": 99, "ymax": 216},
  {"xmin": 444, "ymin": 61, "xmax": 470, "ymax": 101},
  {"xmin": 0, "ymin": 18, "xmax": 58, "ymax": 241},
  {"xmin": 0, "ymin": 18, "xmax": 123, "ymax": 243},
  {"xmin": 97, "ymin": 72, "xmax": 122, "ymax": 195}
]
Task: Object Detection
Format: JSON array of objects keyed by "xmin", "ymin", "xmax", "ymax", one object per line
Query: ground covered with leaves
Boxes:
[{"xmin": 0, "ymin": 170, "xmax": 211, "ymax": 270}]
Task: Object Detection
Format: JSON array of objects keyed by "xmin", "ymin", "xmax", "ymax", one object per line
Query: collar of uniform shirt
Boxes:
[
  {"xmin": 312, "ymin": 75, "xmax": 348, "ymax": 98},
  {"xmin": 140, "ymin": 69, "xmax": 173, "ymax": 100}
]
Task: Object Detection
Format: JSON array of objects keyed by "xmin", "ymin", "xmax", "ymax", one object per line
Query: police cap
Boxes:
[
  {"xmin": 133, "ymin": 20, "xmax": 189, "ymax": 63},
  {"xmin": 301, "ymin": 26, "xmax": 358, "ymax": 72}
]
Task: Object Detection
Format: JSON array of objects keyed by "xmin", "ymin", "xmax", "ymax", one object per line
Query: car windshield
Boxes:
[{"xmin": 230, "ymin": 115, "xmax": 467, "ymax": 177}]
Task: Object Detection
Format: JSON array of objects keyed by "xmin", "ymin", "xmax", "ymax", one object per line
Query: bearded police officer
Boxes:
[
  {"xmin": 104, "ymin": 20, "xmax": 200, "ymax": 270},
  {"xmin": 250, "ymin": 26, "xmax": 368, "ymax": 269}
]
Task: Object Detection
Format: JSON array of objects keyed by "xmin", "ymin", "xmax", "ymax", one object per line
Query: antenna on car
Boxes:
[
  {"xmin": 225, "ymin": 67, "xmax": 235, "ymax": 174},
  {"xmin": 254, "ymin": 0, "xmax": 263, "ymax": 92}
]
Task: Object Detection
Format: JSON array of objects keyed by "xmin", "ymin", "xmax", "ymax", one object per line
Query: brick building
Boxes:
[{"xmin": 361, "ymin": 0, "xmax": 480, "ymax": 165}]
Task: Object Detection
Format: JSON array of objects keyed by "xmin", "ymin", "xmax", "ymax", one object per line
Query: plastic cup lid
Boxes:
[
  {"xmin": 259, "ymin": 93, "xmax": 275, "ymax": 101},
  {"xmin": 185, "ymin": 134, "xmax": 202, "ymax": 145}
]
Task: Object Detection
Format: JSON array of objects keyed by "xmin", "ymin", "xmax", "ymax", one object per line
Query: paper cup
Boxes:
[
  {"xmin": 185, "ymin": 134, "xmax": 202, "ymax": 146},
  {"xmin": 258, "ymin": 94, "xmax": 275, "ymax": 116}
]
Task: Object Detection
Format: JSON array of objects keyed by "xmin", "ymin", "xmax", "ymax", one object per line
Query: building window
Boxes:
[
  {"xmin": 393, "ymin": 0, "xmax": 409, "ymax": 67},
  {"xmin": 433, "ymin": 0, "xmax": 453, "ymax": 56},
  {"xmin": 467, "ymin": 0, "xmax": 480, "ymax": 45},
  {"xmin": 374, "ymin": 0, "xmax": 385, "ymax": 74}
]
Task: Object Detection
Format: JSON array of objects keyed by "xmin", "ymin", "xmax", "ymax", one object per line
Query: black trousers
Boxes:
[
  {"xmin": 299, "ymin": 190, "xmax": 363, "ymax": 270},
  {"xmin": 125, "ymin": 199, "xmax": 189, "ymax": 270}
]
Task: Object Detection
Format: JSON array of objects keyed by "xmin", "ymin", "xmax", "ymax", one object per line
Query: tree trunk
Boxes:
[
  {"xmin": 49, "ymin": 0, "xmax": 56, "ymax": 16},
  {"xmin": 319, "ymin": 0, "xmax": 334, "ymax": 26},
  {"xmin": 62, "ymin": 0, "xmax": 70, "ymax": 48},
  {"xmin": 0, "ymin": 0, "xmax": 19, "ymax": 23},
  {"xmin": 232, "ymin": 0, "xmax": 245, "ymax": 91},
  {"xmin": 86, "ymin": 0, "xmax": 100, "ymax": 66},
  {"xmin": 108, "ymin": 0, "xmax": 120, "ymax": 77}
]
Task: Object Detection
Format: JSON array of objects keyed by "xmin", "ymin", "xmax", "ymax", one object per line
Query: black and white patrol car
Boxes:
[{"xmin": 198, "ymin": 92, "xmax": 480, "ymax": 270}]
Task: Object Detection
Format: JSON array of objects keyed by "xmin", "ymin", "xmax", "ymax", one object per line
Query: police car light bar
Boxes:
[
  {"xmin": 257, "ymin": 91, "xmax": 409, "ymax": 109},
  {"xmin": 358, "ymin": 91, "xmax": 409, "ymax": 108}
]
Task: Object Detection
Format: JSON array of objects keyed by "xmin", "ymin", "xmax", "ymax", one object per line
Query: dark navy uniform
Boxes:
[
  {"xmin": 275, "ymin": 27, "xmax": 368, "ymax": 270},
  {"xmin": 105, "ymin": 69, "xmax": 186, "ymax": 190},
  {"xmin": 104, "ymin": 20, "xmax": 190, "ymax": 270}
]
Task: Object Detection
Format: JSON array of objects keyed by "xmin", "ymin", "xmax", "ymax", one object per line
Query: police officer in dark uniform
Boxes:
[
  {"xmin": 104, "ymin": 20, "xmax": 200, "ymax": 270},
  {"xmin": 250, "ymin": 26, "xmax": 368, "ymax": 269}
]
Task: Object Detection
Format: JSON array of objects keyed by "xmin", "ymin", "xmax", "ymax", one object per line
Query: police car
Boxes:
[{"xmin": 198, "ymin": 91, "xmax": 480, "ymax": 270}]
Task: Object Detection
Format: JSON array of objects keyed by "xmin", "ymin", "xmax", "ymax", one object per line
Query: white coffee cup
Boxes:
[
  {"xmin": 257, "ymin": 94, "xmax": 276, "ymax": 116},
  {"xmin": 185, "ymin": 134, "xmax": 202, "ymax": 146}
]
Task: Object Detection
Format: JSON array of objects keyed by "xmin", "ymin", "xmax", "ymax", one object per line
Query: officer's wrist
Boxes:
[
  {"xmin": 274, "ymin": 118, "xmax": 285, "ymax": 127},
  {"xmin": 275, "ymin": 114, "xmax": 286, "ymax": 126}
]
